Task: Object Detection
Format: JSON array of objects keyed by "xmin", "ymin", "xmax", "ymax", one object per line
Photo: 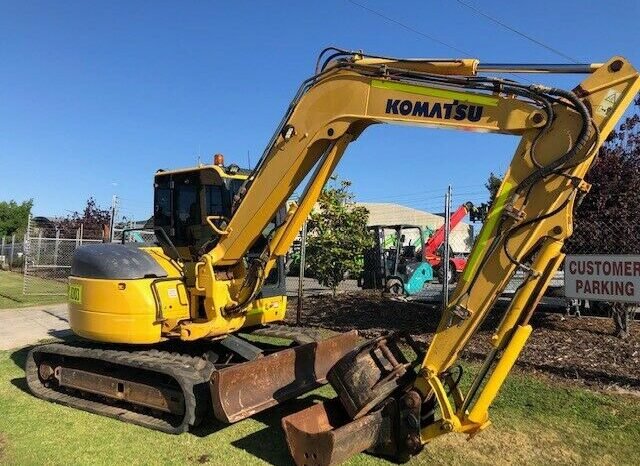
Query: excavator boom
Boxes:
[{"xmin": 215, "ymin": 50, "xmax": 638, "ymax": 464}]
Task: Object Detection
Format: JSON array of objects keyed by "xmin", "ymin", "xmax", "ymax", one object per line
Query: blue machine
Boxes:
[{"xmin": 402, "ymin": 261, "xmax": 433, "ymax": 295}]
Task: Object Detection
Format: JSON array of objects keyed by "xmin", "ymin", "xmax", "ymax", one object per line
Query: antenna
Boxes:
[{"xmin": 247, "ymin": 150, "xmax": 252, "ymax": 169}]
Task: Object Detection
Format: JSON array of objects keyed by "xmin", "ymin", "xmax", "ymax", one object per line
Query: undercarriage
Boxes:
[{"xmin": 26, "ymin": 326, "xmax": 358, "ymax": 433}]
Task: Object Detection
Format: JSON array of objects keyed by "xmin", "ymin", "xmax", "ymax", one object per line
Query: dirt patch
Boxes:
[
  {"xmin": 287, "ymin": 291, "xmax": 640, "ymax": 389},
  {"xmin": 424, "ymin": 427, "xmax": 584, "ymax": 465}
]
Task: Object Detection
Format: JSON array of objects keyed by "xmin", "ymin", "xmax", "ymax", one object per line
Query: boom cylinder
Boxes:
[
  {"xmin": 467, "ymin": 324, "xmax": 533, "ymax": 424},
  {"xmin": 478, "ymin": 63, "xmax": 602, "ymax": 74}
]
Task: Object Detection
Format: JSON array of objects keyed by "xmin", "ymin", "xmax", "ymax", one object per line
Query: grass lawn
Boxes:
[
  {"xmin": 0, "ymin": 347, "xmax": 639, "ymax": 465},
  {"xmin": 0, "ymin": 271, "xmax": 66, "ymax": 309}
]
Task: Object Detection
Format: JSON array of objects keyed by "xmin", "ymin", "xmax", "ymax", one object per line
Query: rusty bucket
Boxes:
[
  {"xmin": 210, "ymin": 330, "xmax": 359, "ymax": 423},
  {"xmin": 282, "ymin": 333, "xmax": 424, "ymax": 465},
  {"xmin": 281, "ymin": 398, "xmax": 396, "ymax": 466}
]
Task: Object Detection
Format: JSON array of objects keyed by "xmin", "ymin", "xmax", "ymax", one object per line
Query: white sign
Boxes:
[{"xmin": 564, "ymin": 255, "xmax": 640, "ymax": 303}]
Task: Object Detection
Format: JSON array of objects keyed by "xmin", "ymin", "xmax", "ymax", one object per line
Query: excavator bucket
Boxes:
[
  {"xmin": 282, "ymin": 398, "xmax": 395, "ymax": 466},
  {"xmin": 210, "ymin": 330, "xmax": 359, "ymax": 423},
  {"xmin": 282, "ymin": 333, "xmax": 423, "ymax": 465}
]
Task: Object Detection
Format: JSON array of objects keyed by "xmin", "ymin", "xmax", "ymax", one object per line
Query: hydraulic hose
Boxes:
[{"xmin": 515, "ymin": 86, "xmax": 593, "ymax": 195}]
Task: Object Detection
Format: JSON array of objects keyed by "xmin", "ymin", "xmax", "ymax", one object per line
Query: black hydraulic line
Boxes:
[
  {"xmin": 515, "ymin": 87, "xmax": 593, "ymax": 196},
  {"xmin": 502, "ymin": 194, "xmax": 574, "ymax": 268},
  {"xmin": 315, "ymin": 46, "xmax": 349, "ymax": 73}
]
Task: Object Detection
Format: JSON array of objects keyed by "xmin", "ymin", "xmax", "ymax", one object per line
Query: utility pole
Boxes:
[
  {"xmin": 296, "ymin": 221, "xmax": 308, "ymax": 326},
  {"xmin": 442, "ymin": 186, "xmax": 452, "ymax": 310},
  {"xmin": 109, "ymin": 195, "xmax": 118, "ymax": 243}
]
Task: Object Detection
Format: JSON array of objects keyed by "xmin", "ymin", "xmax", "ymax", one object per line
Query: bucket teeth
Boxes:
[{"xmin": 282, "ymin": 398, "xmax": 394, "ymax": 466}]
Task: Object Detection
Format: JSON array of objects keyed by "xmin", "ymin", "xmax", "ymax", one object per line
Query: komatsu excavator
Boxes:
[{"xmin": 26, "ymin": 48, "xmax": 639, "ymax": 464}]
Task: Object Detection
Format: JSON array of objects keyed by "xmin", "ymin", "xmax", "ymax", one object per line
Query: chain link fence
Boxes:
[
  {"xmin": 288, "ymin": 190, "xmax": 640, "ymax": 321},
  {"xmin": 0, "ymin": 235, "xmax": 24, "ymax": 271},
  {"xmin": 22, "ymin": 216, "xmax": 103, "ymax": 295},
  {"xmin": 20, "ymin": 216, "xmax": 157, "ymax": 296}
]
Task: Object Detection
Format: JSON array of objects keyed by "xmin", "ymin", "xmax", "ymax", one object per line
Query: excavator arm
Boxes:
[{"xmin": 184, "ymin": 49, "xmax": 638, "ymax": 463}]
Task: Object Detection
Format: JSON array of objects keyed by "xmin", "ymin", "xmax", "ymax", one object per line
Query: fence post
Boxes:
[
  {"xmin": 36, "ymin": 230, "xmax": 42, "ymax": 264},
  {"xmin": 1, "ymin": 236, "xmax": 5, "ymax": 268},
  {"xmin": 296, "ymin": 221, "xmax": 308, "ymax": 326},
  {"xmin": 53, "ymin": 229, "xmax": 60, "ymax": 266},
  {"xmin": 442, "ymin": 186, "xmax": 452, "ymax": 310},
  {"xmin": 10, "ymin": 234, "xmax": 15, "ymax": 270},
  {"xmin": 23, "ymin": 214, "xmax": 31, "ymax": 295},
  {"xmin": 109, "ymin": 195, "xmax": 118, "ymax": 242}
]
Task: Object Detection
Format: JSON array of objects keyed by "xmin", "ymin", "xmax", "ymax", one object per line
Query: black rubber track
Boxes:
[{"xmin": 25, "ymin": 343, "xmax": 215, "ymax": 434}]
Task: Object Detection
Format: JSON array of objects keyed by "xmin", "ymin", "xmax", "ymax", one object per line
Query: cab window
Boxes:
[
  {"xmin": 175, "ymin": 183, "xmax": 199, "ymax": 240},
  {"xmin": 206, "ymin": 185, "xmax": 225, "ymax": 215},
  {"xmin": 154, "ymin": 184, "xmax": 171, "ymax": 227}
]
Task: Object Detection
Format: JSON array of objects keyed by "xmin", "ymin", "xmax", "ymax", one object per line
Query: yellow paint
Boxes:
[{"xmin": 467, "ymin": 325, "xmax": 532, "ymax": 424}]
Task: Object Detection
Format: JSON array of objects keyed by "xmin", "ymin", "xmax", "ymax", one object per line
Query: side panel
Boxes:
[{"xmin": 68, "ymin": 276, "xmax": 189, "ymax": 344}]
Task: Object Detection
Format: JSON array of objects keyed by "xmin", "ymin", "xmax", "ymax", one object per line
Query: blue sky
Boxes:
[{"xmin": 1, "ymin": 0, "xmax": 639, "ymax": 221}]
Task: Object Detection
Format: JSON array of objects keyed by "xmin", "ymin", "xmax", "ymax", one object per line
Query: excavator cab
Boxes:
[
  {"xmin": 153, "ymin": 162, "xmax": 248, "ymax": 259},
  {"xmin": 153, "ymin": 160, "xmax": 285, "ymax": 294}
]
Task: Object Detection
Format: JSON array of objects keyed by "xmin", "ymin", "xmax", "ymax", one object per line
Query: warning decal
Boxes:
[{"xmin": 596, "ymin": 89, "xmax": 621, "ymax": 117}]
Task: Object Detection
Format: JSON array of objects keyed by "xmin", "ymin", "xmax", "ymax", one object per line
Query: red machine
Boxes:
[{"xmin": 423, "ymin": 202, "xmax": 473, "ymax": 283}]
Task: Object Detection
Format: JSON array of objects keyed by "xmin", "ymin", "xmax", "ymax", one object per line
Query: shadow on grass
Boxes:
[
  {"xmin": 9, "ymin": 345, "xmax": 30, "ymax": 395},
  {"xmin": 229, "ymin": 393, "xmax": 330, "ymax": 466}
]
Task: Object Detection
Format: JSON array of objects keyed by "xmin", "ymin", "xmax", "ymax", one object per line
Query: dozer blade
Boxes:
[
  {"xmin": 282, "ymin": 333, "xmax": 424, "ymax": 465},
  {"xmin": 210, "ymin": 330, "xmax": 359, "ymax": 423}
]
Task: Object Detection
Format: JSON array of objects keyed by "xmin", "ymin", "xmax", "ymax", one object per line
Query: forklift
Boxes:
[{"xmin": 359, "ymin": 224, "xmax": 433, "ymax": 295}]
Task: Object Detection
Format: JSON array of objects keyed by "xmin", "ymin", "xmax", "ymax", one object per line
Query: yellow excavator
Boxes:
[{"xmin": 26, "ymin": 48, "xmax": 639, "ymax": 464}]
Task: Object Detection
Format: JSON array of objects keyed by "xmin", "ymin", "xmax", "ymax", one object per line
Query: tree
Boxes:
[
  {"xmin": 305, "ymin": 177, "xmax": 373, "ymax": 296},
  {"xmin": 485, "ymin": 172, "xmax": 503, "ymax": 205},
  {"xmin": 0, "ymin": 199, "xmax": 33, "ymax": 238},
  {"xmin": 469, "ymin": 172, "xmax": 503, "ymax": 222},
  {"xmin": 57, "ymin": 197, "xmax": 112, "ymax": 240},
  {"xmin": 566, "ymin": 98, "xmax": 640, "ymax": 339}
]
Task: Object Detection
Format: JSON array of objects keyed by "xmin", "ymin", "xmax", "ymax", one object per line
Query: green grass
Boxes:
[
  {"xmin": 0, "ymin": 348, "xmax": 639, "ymax": 465},
  {"xmin": 0, "ymin": 271, "xmax": 66, "ymax": 309}
]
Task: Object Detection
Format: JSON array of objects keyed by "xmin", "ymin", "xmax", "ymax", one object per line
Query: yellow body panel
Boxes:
[
  {"xmin": 69, "ymin": 276, "xmax": 169, "ymax": 344},
  {"xmin": 68, "ymin": 273, "xmax": 287, "ymax": 344}
]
